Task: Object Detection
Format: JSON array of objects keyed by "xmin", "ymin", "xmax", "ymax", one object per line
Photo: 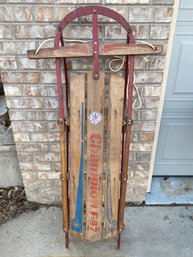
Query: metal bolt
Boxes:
[
  {"xmin": 57, "ymin": 25, "xmax": 62, "ymax": 32},
  {"xmin": 94, "ymin": 74, "xmax": 98, "ymax": 79},
  {"xmin": 93, "ymin": 9, "xmax": 97, "ymax": 13},
  {"xmin": 94, "ymin": 41, "xmax": 98, "ymax": 45}
]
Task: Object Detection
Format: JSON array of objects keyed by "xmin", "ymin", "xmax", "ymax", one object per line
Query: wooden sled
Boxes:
[{"xmin": 27, "ymin": 5, "xmax": 162, "ymax": 249}]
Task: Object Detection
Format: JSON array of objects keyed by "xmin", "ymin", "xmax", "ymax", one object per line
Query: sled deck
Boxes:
[{"xmin": 27, "ymin": 5, "xmax": 162, "ymax": 249}]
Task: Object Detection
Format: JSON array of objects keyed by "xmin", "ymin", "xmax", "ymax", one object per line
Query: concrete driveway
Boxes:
[{"xmin": 0, "ymin": 206, "xmax": 193, "ymax": 257}]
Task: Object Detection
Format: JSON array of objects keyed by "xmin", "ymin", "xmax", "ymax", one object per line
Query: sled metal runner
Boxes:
[{"xmin": 27, "ymin": 5, "xmax": 162, "ymax": 249}]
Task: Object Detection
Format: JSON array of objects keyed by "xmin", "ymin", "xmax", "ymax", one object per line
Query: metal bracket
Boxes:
[
  {"xmin": 92, "ymin": 9, "xmax": 99, "ymax": 80},
  {"xmin": 58, "ymin": 118, "xmax": 69, "ymax": 127},
  {"xmin": 60, "ymin": 173, "xmax": 69, "ymax": 181},
  {"xmin": 64, "ymin": 119, "xmax": 69, "ymax": 126},
  {"xmin": 123, "ymin": 118, "xmax": 133, "ymax": 127},
  {"xmin": 127, "ymin": 119, "xmax": 133, "ymax": 126},
  {"xmin": 119, "ymin": 173, "xmax": 128, "ymax": 181}
]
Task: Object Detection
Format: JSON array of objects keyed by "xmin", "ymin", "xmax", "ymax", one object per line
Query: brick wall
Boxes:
[{"xmin": 0, "ymin": 0, "xmax": 174, "ymax": 204}]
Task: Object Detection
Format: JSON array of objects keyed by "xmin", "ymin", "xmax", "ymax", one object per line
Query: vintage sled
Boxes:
[{"xmin": 27, "ymin": 5, "xmax": 162, "ymax": 249}]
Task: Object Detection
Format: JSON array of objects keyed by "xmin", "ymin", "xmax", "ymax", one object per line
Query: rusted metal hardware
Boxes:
[
  {"xmin": 123, "ymin": 118, "xmax": 133, "ymax": 127},
  {"xmin": 92, "ymin": 9, "xmax": 99, "ymax": 80},
  {"xmin": 119, "ymin": 173, "xmax": 129, "ymax": 181}
]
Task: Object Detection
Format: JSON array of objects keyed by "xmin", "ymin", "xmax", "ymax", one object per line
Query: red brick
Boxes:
[
  {"xmin": 131, "ymin": 24, "xmax": 149, "ymax": 40},
  {"xmin": 140, "ymin": 110, "xmax": 158, "ymax": 120},
  {"xmin": 35, "ymin": 6, "xmax": 73, "ymax": 22},
  {"xmin": 26, "ymin": 111, "xmax": 59, "ymax": 121},
  {"xmin": 129, "ymin": 7, "xmax": 152, "ymax": 23},
  {"xmin": 16, "ymin": 143, "xmax": 49, "ymax": 152},
  {"xmin": 0, "ymin": 24, "xmax": 12, "ymax": 39},
  {"xmin": 13, "ymin": 132, "xmax": 30, "ymax": 142},
  {"xmin": 0, "ymin": 41, "xmax": 36, "ymax": 55},
  {"xmin": 3, "ymin": 84, "xmax": 22, "ymax": 96},
  {"xmin": 150, "ymin": 25, "xmax": 170, "ymax": 40},
  {"xmin": 22, "ymin": 84, "xmax": 57, "ymax": 97},
  {"xmin": 20, "ymin": 162, "xmax": 51, "ymax": 171},
  {"xmin": 6, "ymin": 97, "xmax": 58, "ymax": 109},
  {"xmin": 139, "ymin": 133, "xmax": 155, "ymax": 142},
  {"xmin": 34, "ymin": 153, "xmax": 59, "ymax": 162},
  {"xmin": 144, "ymin": 98, "xmax": 160, "ymax": 109},
  {"xmin": 31, "ymin": 132, "xmax": 59, "ymax": 142},
  {"xmin": 135, "ymin": 72, "xmax": 163, "ymax": 84},
  {"xmin": 11, "ymin": 121, "xmax": 47, "ymax": 132},
  {"xmin": 144, "ymin": 86, "xmax": 161, "ymax": 97},
  {"xmin": 0, "ymin": 6, "xmax": 32, "ymax": 22},
  {"xmin": 152, "ymin": 0, "xmax": 174, "ymax": 3},
  {"xmin": 2, "ymin": 72, "xmax": 40, "ymax": 84},
  {"xmin": 153, "ymin": 7, "xmax": 173, "ymax": 23},
  {"xmin": 0, "ymin": 57, "xmax": 17, "ymax": 69},
  {"xmin": 136, "ymin": 152, "xmax": 151, "ymax": 161},
  {"xmin": 13, "ymin": 24, "xmax": 56, "ymax": 39},
  {"xmin": 17, "ymin": 57, "xmax": 55, "ymax": 70},
  {"xmin": 106, "ymin": 0, "xmax": 150, "ymax": 3}
]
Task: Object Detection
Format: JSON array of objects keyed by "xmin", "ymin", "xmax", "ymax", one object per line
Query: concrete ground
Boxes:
[{"xmin": 0, "ymin": 206, "xmax": 193, "ymax": 257}]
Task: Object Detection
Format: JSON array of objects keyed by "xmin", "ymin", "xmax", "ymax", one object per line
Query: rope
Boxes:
[
  {"xmin": 34, "ymin": 37, "xmax": 87, "ymax": 55},
  {"xmin": 108, "ymin": 40, "xmax": 156, "ymax": 110}
]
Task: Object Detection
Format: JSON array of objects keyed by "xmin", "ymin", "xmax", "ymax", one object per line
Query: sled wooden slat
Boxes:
[
  {"xmin": 100, "ymin": 43, "xmax": 162, "ymax": 56},
  {"xmin": 69, "ymin": 74, "xmax": 85, "ymax": 238},
  {"xmin": 85, "ymin": 71, "xmax": 104, "ymax": 241},
  {"xmin": 27, "ymin": 44, "xmax": 91, "ymax": 59},
  {"xmin": 104, "ymin": 73, "xmax": 125, "ymax": 238},
  {"xmin": 27, "ymin": 43, "xmax": 162, "ymax": 59}
]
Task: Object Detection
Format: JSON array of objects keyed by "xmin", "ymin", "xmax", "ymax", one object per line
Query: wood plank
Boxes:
[
  {"xmin": 27, "ymin": 43, "xmax": 91, "ymax": 59},
  {"xmin": 104, "ymin": 73, "xmax": 125, "ymax": 238},
  {"xmin": 85, "ymin": 71, "xmax": 104, "ymax": 241},
  {"xmin": 69, "ymin": 74, "xmax": 85, "ymax": 238},
  {"xmin": 27, "ymin": 43, "xmax": 163, "ymax": 59},
  {"xmin": 100, "ymin": 43, "xmax": 163, "ymax": 56}
]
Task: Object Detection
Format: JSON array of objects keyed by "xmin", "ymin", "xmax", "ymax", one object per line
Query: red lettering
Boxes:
[
  {"xmin": 90, "ymin": 175, "xmax": 98, "ymax": 182},
  {"xmin": 90, "ymin": 202, "xmax": 97, "ymax": 209},
  {"xmin": 90, "ymin": 181, "xmax": 98, "ymax": 187},
  {"xmin": 90, "ymin": 190, "xmax": 98, "ymax": 199},
  {"xmin": 88, "ymin": 133, "xmax": 102, "ymax": 231},
  {"xmin": 90, "ymin": 186, "xmax": 97, "ymax": 191},
  {"xmin": 90, "ymin": 211, "xmax": 98, "ymax": 219},
  {"xmin": 90, "ymin": 134, "xmax": 102, "ymax": 145},
  {"xmin": 90, "ymin": 153, "xmax": 99, "ymax": 161},
  {"xmin": 90, "ymin": 226, "xmax": 99, "ymax": 232}
]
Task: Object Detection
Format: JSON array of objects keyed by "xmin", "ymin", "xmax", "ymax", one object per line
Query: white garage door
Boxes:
[{"xmin": 154, "ymin": 0, "xmax": 193, "ymax": 175}]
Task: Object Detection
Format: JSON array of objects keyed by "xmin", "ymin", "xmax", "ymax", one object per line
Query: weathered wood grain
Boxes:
[
  {"xmin": 27, "ymin": 43, "xmax": 163, "ymax": 59},
  {"xmin": 104, "ymin": 73, "xmax": 125, "ymax": 238},
  {"xmin": 85, "ymin": 71, "xmax": 104, "ymax": 241},
  {"xmin": 101, "ymin": 43, "xmax": 162, "ymax": 56},
  {"xmin": 27, "ymin": 44, "xmax": 91, "ymax": 59},
  {"xmin": 69, "ymin": 74, "xmax": 85, "ymax": 238}
]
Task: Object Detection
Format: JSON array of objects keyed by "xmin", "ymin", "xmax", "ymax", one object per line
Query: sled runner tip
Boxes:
[
  {"xmin": 117, "ymin": 232, "xmax": 121, "ymax": 249},
  {"xmin": 65, "ymin": 232, "xmax": 69, "ymax": 249}
]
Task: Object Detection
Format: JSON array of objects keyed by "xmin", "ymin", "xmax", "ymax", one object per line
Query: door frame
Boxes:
[{"xmin": 147, "ymin": 0, "xmax": 180, "ymax": 192}]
